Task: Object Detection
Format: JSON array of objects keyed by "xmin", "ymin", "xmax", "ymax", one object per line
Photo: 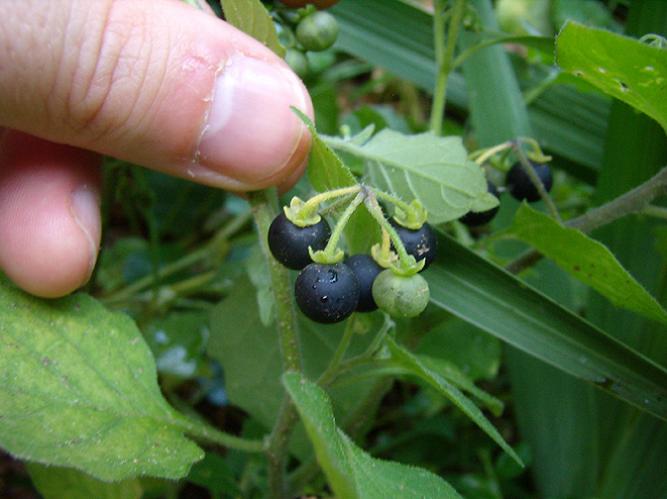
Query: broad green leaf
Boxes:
[
  {"xmin": 427, "ymin": 234, "xmax": 667, "ymax": 421},
  {"xmin": 557, "ymin": 21, "xmax": 667, "ymax": 133},
  {"xmin": 294, "ymin": 108, "xmax": 379, "ymax": 253},
  {"xmin": 0, "ymin": 276, "xmax": 203, "ymax": 480},
  {"xmin": 283, "ymin": 372, "xmax": 462, "ymax": 499},
  {"xmin": 326, "ymin": 131, "xmax": 498, "ymax": 223},
  {"xmin": 220, "ymin": 0, "xmax": 285, "ymax": 57},
  {"xmin": 510, "ymin": 204, "xmax": 667, "ymax": 325},
  {"xmin": 331, "ymin": 0, "xmax": 608, "ymax": 182},
  {"xmin": 207, "ymin": 278, "xmax": 382, "ymax": 457},
  {"xmin": 385, "ymin": 338, "xmax": 521, "ymax": 465},
  {"xmin": 186, "ymin": 452, "xmax": 240, "ymax": 496},
  {"xmin": 27, "ymin": 464, "xmax": 142, "ymax": 499}
]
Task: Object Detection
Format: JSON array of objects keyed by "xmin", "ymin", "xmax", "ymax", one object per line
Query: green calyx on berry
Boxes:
[
  {"xmin": 391, "ymin": 199, "xmax": 428, "ymax": 230},
  {"xmin": 283, "ymin": 196, "xmax": 322, "ymax": 227}
]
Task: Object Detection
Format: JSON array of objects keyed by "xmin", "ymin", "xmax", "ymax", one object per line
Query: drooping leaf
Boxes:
[
  {"xmin": 385, "ymin": 338, "xmax": 521, "ymax": 465},
  {"xmin": 325, "ymin": 131, "xmax": 498, "ymax": 223},
  {"xmin": 283, "ymin": 372, "xmax": 462, "ymax": 499},
  {"xmin": 0, "ymin": 276, "xmax": 203, "ymax": 481},
  {"xmin": 26, "ymin": 464, "xmax": 142, "ymax": 499},
  {"xmin": 557, "ymin": 21, "xmax": 667, "ymax": 133},
  {"xmin": 427, "ymin": 234, "xmax": 667, "ymax": 421},
  {"xmin": 509, "ymin": 204, "xmax": 667, "ymax": 325},
  {"xmin": 220, "ymin": 0, "xmax": 285, "ymax": 57}
]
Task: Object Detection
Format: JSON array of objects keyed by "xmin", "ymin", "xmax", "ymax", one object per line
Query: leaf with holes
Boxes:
[
  {"xmin": 220, "ymin": 0, "xmax": 285, "ymax": 57},
  {"xmin": 0, "ymin": 276, "xmax": 203, "ymax": 481},
  {"xmin": 325, "ymin": 131, "xmax": 498, "ymax": 224},
  {"xmin": 509, "ymin": 204, "xmax": 667, "ymax": 325},
  {"xmin": 283, "ymin": 372, "xmax": 462, "ymax": 499},
  {"xmin": 557, "ymin": 21, "xmax": 667, "ymax": 133}
]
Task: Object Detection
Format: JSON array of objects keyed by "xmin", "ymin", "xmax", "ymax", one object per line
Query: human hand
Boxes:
[{"xmin": 0, "ymin": 0, "xmax": 313, "ymax": 298}]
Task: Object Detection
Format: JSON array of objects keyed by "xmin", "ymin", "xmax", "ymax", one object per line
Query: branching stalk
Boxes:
[
  {"xmin": 430, "ymin": 0, "xmax": 467, "ymax": 135},
  {"xmin": 513, "ymin": 142, "xmax": 562, "ymax": 222}
]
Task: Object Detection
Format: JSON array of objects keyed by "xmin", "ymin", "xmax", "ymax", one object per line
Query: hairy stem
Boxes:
[
  {"xmin": 179, "ymin": 418, "xmax": 265, "ymax": 453},
  {"xmin": 429, "ymin": 0, "xmax": 467, "ymax": 135},
  {"xmin": 248, "ymin": 189, "xmax": 303, "ymax": 499}
]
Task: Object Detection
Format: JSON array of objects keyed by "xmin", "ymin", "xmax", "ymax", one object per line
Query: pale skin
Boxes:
[{"xmin": 0, "ymin": 0, "xmax": 314, "ymax": 298}]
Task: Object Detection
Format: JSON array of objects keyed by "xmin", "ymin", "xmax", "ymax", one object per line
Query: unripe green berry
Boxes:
[
  {"xmin": 296, "ymin": 11, "xmax": 339, "ymax": 52},
  {"xmin": 372, "ymin": 270, "xmax": 430, "ymax": 318},
  {"xmin": 285, "ymin": 48, "xmax": 309, "ymax": 79}
]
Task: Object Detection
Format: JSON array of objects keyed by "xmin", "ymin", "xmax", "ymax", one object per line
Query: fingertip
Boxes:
[{"xmin": 0, "ymin": 133, "xmax": 101, "ymax": 298}]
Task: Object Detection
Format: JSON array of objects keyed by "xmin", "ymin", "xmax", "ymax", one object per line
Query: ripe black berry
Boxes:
[
  {"xmin": 390, "ymin": 220, "xmax": 437, "ymax": 270},
  {"xmin": 295, "ymin": 263, "xmax": 360, "ymax": 323},
  {"xmin": 268, "ymin": 212, "xmax": 331, "ymax": 270},
  {"xmin": 506, "ymin": 163, "xmax": 553, "ymax": 203},
  {"xmin": 460, "ymin": 181, "xmax": 500, "ymax": 227},
  {"xmin": 345, "ymin": 254, "xmax": 383, "ymax": 312}
]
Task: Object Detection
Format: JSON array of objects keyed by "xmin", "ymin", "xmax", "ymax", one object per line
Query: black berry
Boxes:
[
  {"xmin": 390, "ymin": 220, "xmax": 437, "ymax": 270},
  {"xmin": 295, "ymin": 263, "xmax": 360, "ymax": 323},
  {"xmin": 506, "ymin": 163, "xmax": 553, "ymax": 203},
  {"xmin": 460, "ymin": 181, "xmax": 500, "ymax": 227},
  {"xmin": 268, "ymin": 212, "xmax": 331, "ymax": 270},
  {"xmin": 345, "ymin": 254, "xmax": 383, "ymax": 312}
]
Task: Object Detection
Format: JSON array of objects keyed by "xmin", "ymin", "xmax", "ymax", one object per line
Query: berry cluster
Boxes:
[
  {"xmin": 268, "ymin": 188, "xmax": 436, "ymax": 324},
  {"xmin": 459, "ymin": 161, "xmax": 554, "ymax": 228},
  {"xmin": 273, "ymin": 1, "xmax": 340, "ymax": 79}
]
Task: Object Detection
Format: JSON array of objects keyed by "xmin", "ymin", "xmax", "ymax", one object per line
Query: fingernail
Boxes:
[
  {"xmin": 197, "ymin": 54, "xmax": 310, "ymax": 184},
  {"xmin": 70, "ymin": 186, "xmax": 101, "ymax": 280}
]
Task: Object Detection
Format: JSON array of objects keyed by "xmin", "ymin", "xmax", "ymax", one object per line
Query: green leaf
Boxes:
[
  {"xmin": 331, "ymin": 0, "xmax": 608, "ymax": 183},
  {"xmin": 326, "ymin": 131, "xmax": 498, "ymax": 223},
  {"xmin": 220, "ymin": 0, "xmax": 285, "ymax": 57},
  {"xmin": 509, "ymin": 204, "xmax": 667, "ymax": 325},
  {"xmin": 415, "ymin": 355, "xmax": 504, "ymax": 416},
  {"xmin": 385, "ymin": 338, "xmax": 520, "ymax": 465},
  {"xmin": 0, "ymin": 276, "xmax": 203, "ymax": 481},
  {"xmin": 557, "ymin": 21, "xmax": 667, "ymax": 133},
  {"xmin": 415, "ymin": 318, "xmax": 502, "ymax": 382},
  {"xmin": 207, "ymin": 278, "xmax": 382, "ymax": 456},
  {"xmin": 294, "ymin": 108, "xmax": 379, "ymax": 253},
  {"xmin": 426, "ymin": 234, "xmax": 667, "ymax": 421},
  {"xmin": 283, "ymin": 372, "xmax": 462, "ymax": 499},
  {"xmin": 27, "ymin": 464, "xmax": 142, "ymax": 499}
]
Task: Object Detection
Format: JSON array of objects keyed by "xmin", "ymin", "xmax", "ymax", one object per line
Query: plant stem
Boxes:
[
  {"xmin": 371, "ymin": 188, "xmax": 414, "ymax": 217},
  {"xmin": 364, "ymin": 194, "xmax": 415, "ymax": 269},
  {"xmin": 506, "ymin": 166, "xmax": 667, "ymax": 274},
  {"xmin": 319, "ymin": 192, "xmax": 366, "ymax": 261},
  {"xmin": 102, "ymin": 210, "xmax": 250, "ymax": 304},
  {"xmin": 249, "ymin": 190, "xmax": 302, "ymax": 372},
  {"xmin": 179, "ymin": 418, "xmax": 265, "ymax": 453},
  {"xmin": 248, "ymin": 189, "xmax": 303, "ymax": 499},
  {"xmin": 513, "ymin": 142, "xmax": 562, "ymax": 222},
  {"xmin": 300, "ymin": 185, "xmax": 361, "ymax": 216},
  {"xmin": 643, "ymin": 205, "xmax": 667, "ymax": 221},
  {"xmin": 429, "ymin": 0, "xmax": 467, "ymax": 135},
  {"xmin": 317, "ymin": 316, "xmax": 358, "ymax": 386}
]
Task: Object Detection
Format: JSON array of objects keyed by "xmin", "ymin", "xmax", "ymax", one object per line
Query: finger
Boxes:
[
  {"xmin": 0, "ymin": 131, "xmax": 102, "ymax": 298},
  {"xmin": 0, "ymin": 0, "xmax": 312, "ymax": 192}
]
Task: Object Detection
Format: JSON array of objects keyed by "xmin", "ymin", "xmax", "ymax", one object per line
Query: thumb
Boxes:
[{"xmin": 0, "ymin": 0, "xmax": 313, "ymax": 191}]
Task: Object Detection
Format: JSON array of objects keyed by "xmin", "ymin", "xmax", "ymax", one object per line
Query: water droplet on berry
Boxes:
[
  {"xmin": 328, "ymin": 269, "xmax": 338, "ymax": 283},
  {"xmin": 320, "ymin": 295, "xmax": 328, "ymax": 303}
]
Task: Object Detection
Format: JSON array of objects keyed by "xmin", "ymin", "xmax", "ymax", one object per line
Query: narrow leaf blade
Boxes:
[{"xmin": 386, "ymin": 338, "xmax": 520, "ymax": 465}]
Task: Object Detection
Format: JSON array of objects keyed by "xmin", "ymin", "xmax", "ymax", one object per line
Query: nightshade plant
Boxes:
[{"xmin": 2, "ymin": 1, "xmax": 667, "ymax": 498}]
